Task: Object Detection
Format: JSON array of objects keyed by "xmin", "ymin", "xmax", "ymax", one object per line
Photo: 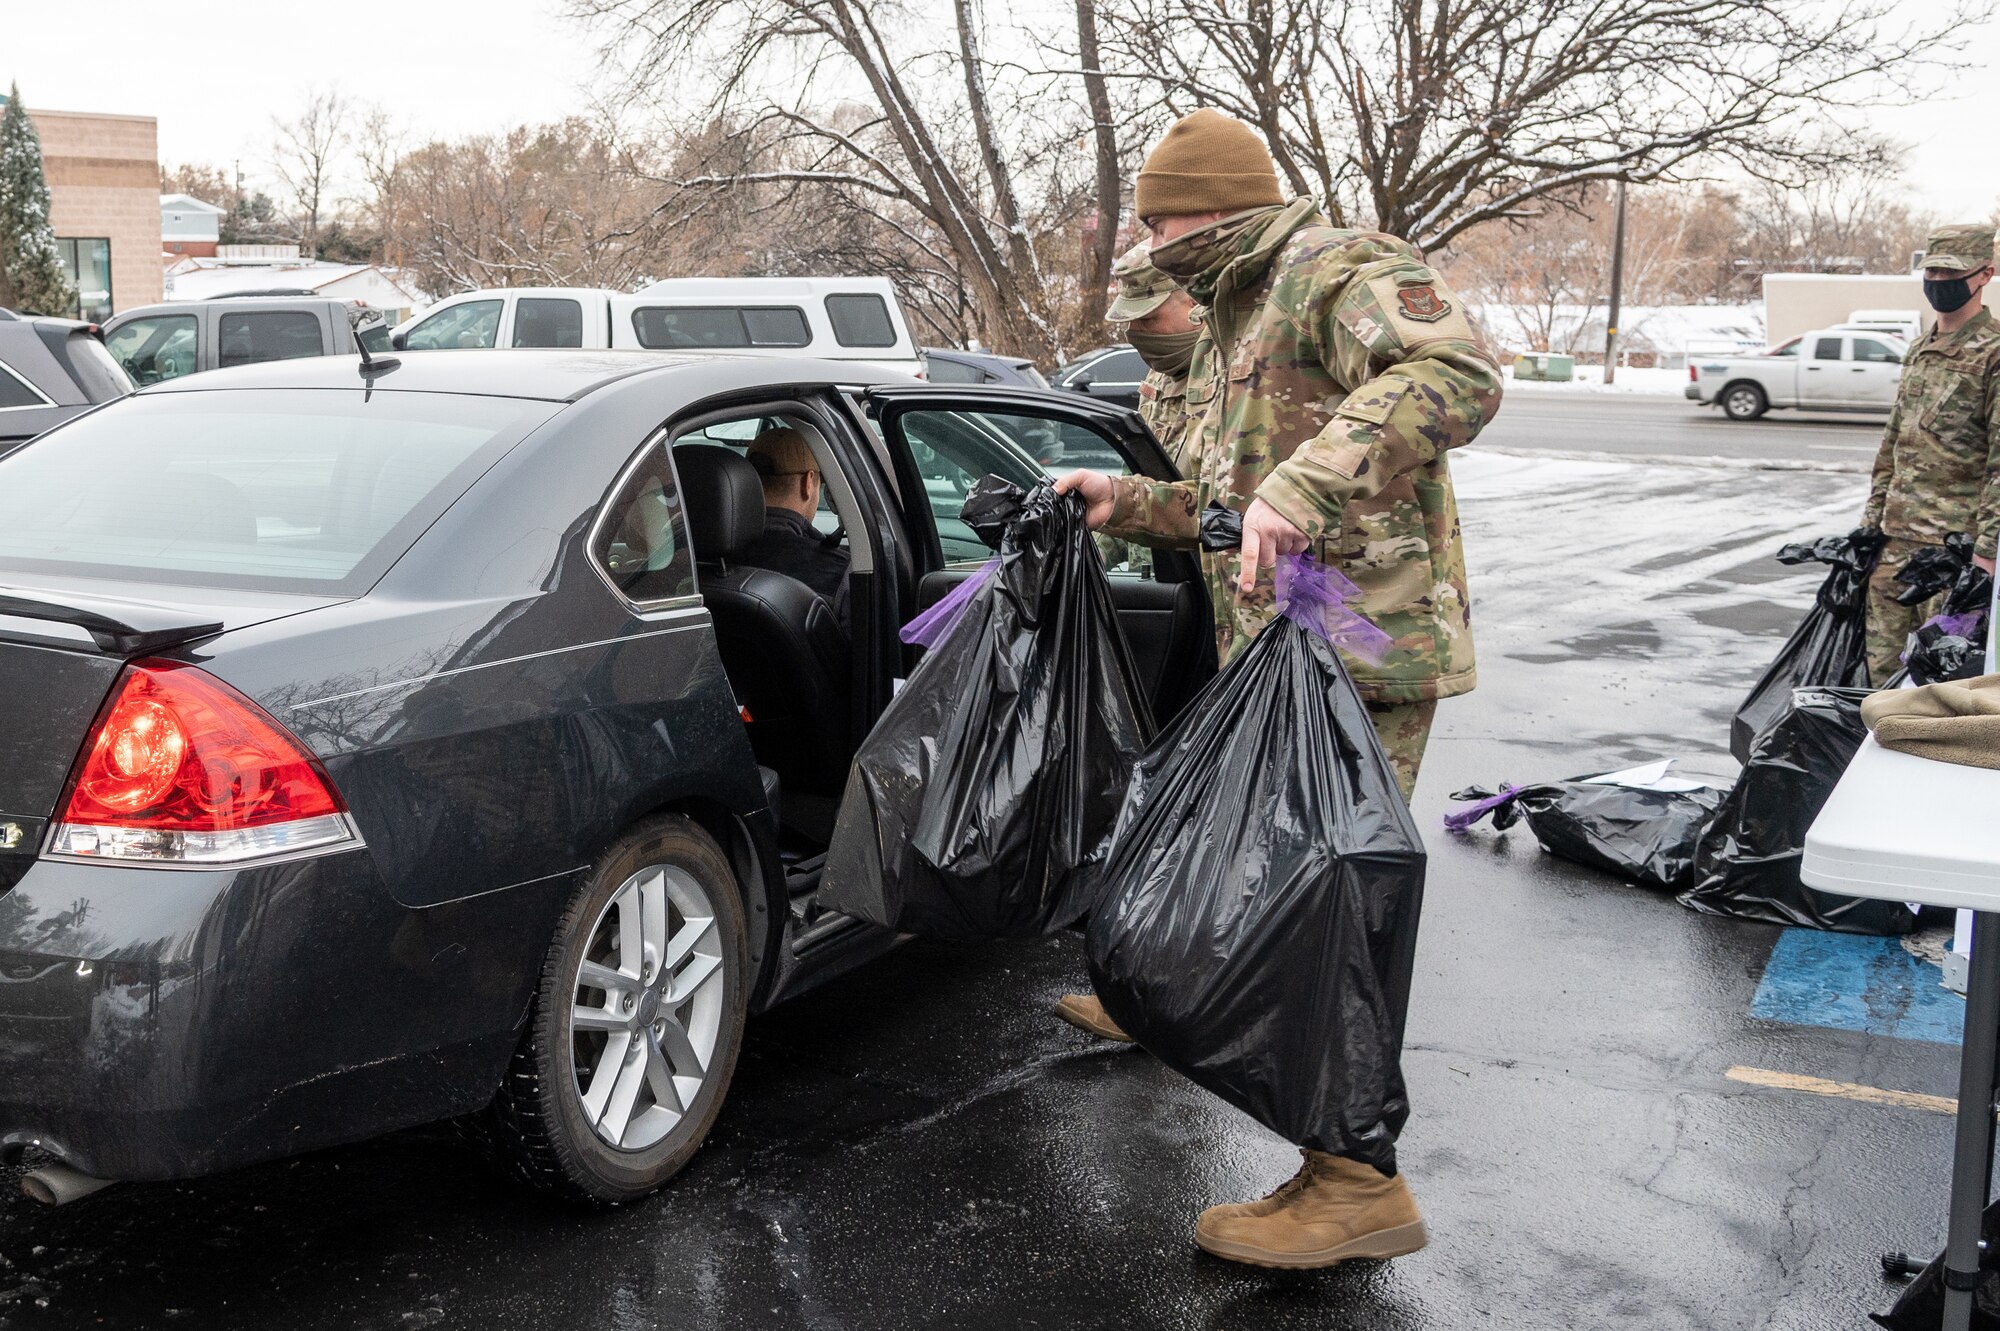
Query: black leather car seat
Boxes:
[{"xmin": 673, "ymin": 444, "xmax": 852, "ymax": 797}]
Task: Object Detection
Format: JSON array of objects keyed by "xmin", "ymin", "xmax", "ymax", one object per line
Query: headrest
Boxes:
[{"xmin": 674, "ymin": 443, "xmax": 766, "ymax": 561}]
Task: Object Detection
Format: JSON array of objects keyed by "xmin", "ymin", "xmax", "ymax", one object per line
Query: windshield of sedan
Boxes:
[{"xmin": 0, "ymin": 388, "xmax": 554, "ymax": 594}]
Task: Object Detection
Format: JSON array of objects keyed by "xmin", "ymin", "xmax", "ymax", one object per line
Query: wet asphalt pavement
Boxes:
[{"xmin": 0, "ymin": 411, "xmax": 1962, "ymax": 1329}]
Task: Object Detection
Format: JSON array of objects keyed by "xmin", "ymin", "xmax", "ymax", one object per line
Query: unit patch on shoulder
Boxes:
[{"xmin": 1396, "ymin": 284, "xmax": 1450, "ymax": 322}]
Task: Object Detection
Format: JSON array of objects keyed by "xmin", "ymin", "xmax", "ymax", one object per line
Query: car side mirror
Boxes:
[
  {"xmin": 1070, "ymin": 375, "xmax": 1093, "ymax": 393},
  {"xmin": 390, "ymin": 327, "xmax": 409, "ymax": 351}
]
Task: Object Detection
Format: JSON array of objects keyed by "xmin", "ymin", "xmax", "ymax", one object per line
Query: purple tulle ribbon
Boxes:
[
  {"xmin": 1441, "ymin": 784, "xmax": 1523, "ymax": 833},
  {"xmin": 1274, "ymin": 554, "xmax": 1396, "ymax": 666},
  {"xmin": 1928, "ymin": 610, "xmax": 1986, "ymax": 640},
  {"xmin": 900, "ymin": 558, "xmax": 1001, "ymax": 648}
]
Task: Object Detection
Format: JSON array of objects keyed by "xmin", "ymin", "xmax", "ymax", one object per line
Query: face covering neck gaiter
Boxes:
[
  {"xmin": 1926, "ymin": 276, "xmax": 1977, "ymax": 314},
  {"xmin": 1148, "ymin": 208, "xmax": 1277, "ymax": 284},
  {"xmin": 1128, "ymin": 327, "xmax": 1199, "ymax": 377}
]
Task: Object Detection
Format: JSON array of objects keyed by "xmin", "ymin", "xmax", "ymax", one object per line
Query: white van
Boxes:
[{"xmin": 390, "ymin": 277, "xmax": 922, "ymax": 376}]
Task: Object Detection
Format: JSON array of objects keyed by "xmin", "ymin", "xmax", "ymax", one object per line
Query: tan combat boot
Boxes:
[
  {"xmin": 1195, "ymin": 1150, "xmax": 1429, "ymax": 1269},
  {"xmin": 1053, "ymin": 993, "xmax": 1133, "ymax": 1043}
]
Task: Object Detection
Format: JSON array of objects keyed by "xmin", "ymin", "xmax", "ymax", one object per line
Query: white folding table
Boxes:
[{"xmin": 1805, "ymin": 735, "xmax": 2000, "ymax": 1330}]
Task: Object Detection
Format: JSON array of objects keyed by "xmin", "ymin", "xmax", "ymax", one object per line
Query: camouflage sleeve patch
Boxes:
[{"xmin": 1362, "ymin": 269, "xmax": 1480, "ymax": 351}]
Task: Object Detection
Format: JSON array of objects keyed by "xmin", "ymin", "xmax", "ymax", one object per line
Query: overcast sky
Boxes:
[{"xmin": 5, "ymin": 0, "xmax": 1997, "ymax": 218}]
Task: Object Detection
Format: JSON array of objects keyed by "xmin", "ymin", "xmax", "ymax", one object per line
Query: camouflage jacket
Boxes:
[
  {"xmin": 1863, "ymin": 308, "xmax": 2000, "ymax": 559},
  {"xmin": 1138, "ymin": 368, "xmax": 1193, "ymax": 472},
  {"xmin": 1104, "ymin": 199, "xmax": 1503, "ymax": 703}
]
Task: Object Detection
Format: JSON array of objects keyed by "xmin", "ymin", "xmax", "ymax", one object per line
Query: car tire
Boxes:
[
  {"xmin": 1721, "ymin": 382, "xmax": 1768, "ymax": 421},
  {"xmin": 481, "ymin": 814, "xmax": 750, "ymax": 1204}
]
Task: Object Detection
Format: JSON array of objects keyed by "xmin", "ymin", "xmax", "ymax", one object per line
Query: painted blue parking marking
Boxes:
[{"xmin": 1750, "ymin": 928, "xmax": 1965, "ymax": 1045}]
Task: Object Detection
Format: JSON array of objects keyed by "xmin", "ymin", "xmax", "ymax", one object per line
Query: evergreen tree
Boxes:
[{"xmin": 0, "ymin": 85, "xmax": 76, "ymax": 316}]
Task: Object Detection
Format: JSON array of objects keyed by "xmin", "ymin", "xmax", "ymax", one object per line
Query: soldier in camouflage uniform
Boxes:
[
  {"xmin": 1107, "ymin": 241, "xmax": 1198, "ymax": 469},
  {"xmin": 1055, "ymin": 108, "xmax": 1500, "ymax": 1273},
  {"xmin": 1862, "ymin": 222, "xmax": 2000, "ymax": 681}
]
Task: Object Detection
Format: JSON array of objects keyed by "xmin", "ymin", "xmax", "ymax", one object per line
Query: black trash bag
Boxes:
[
  {"xmin": 1084, "ymin": 556, "xmax": 1424, "ymax": 1172},
  {"xmin": 1871, "ymin": 1199, "xmax": 2000, "ymax": 1329},
  {"xmin": 1900, "ymin": 533, "xmax": 1993, "ymax": 687},
  {"xmin": 1682, "ymin": 685, "xmax": 1919, "ymax": 935},
  {"xmin": 1444, "ymin": 777, "xmax": 1725, "ymax": 893},
  {"xmin": 818, "ymin": 476, "xmax": 1154, "ymax": 940},
  {"xmin": 1730, "ymin": 527, "xmax": 1884, "ymax": 763}
]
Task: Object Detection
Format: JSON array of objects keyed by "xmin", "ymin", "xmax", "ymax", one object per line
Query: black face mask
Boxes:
[{"xmin": 1925, "ymin": 276, "xmax": 1977, "ymax": 314}]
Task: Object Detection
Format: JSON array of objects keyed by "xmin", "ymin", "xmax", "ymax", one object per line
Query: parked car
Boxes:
[
  {"xmin": 1685, "ymin": 327, "xmax": 1907, "ymax": 420},
  {"xmin": 0, "ymin": 350, "xmax": 1213, "ymax": 1206},
  {"xmin": 921, "ymin": 346, "xmax": 1048, "ymax": 389},
  {"xmin": 101, "ymin": 298, "xmax": 391, "ymax": 385},
  {"xmin": 0, "ymin": 309, "xmax": 133, "ymax": 457},
  {"xmin": 1051, "ymin": 343, "xmax": 1148, "ymax": 410},
  {"xmin": 392, "ymin": 278, "xmax": 924, "ymax": 376}
]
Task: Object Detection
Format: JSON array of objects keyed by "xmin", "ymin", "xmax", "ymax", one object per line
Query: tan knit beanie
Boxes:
[{"xmin": 1135, "ymin": 109, "xmax": 1284, "ymax": 221}]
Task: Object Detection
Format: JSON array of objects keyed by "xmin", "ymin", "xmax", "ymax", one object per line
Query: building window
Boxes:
[{"xmin": 56, "ymin": 238, "xmax": 112, "ymax": 323}]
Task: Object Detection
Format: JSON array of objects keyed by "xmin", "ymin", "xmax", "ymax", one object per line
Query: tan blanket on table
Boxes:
[{"xmin": 1861, "ymin": 674, "xmax": 2000, "ymax": 769}]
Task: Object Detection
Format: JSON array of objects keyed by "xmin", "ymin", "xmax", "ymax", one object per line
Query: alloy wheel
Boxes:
[{"xmin": 567, "ymin": 863, "xmax": 726, "ymax": 1152}]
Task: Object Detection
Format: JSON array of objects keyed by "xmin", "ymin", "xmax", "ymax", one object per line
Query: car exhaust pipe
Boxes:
[{"xmin": 20, "ymin": 1164, "xmax": 115, "ymax": 1206}]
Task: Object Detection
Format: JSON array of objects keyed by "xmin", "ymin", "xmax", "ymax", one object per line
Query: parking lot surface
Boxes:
[{"xmin": 0, "ymin": 417, "xmax": 1958, "ymax": 1330}]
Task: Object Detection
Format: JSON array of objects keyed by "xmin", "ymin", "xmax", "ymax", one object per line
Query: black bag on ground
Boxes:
[
  {"xmin": 1730, "ymin": 527, "xmax": 1884, "ymax": 763},
  {"xmin": 1084, "ymin": 558, "xmax": 1424, "ymax": 1173},
  {"xmin": 818, "ymin": 477, "xmax": 1153, "ymax": 940},
  {"xmin": 1681, "ymin": 685, "xmax": 1918, "ymax": 935},
  {"xmin": 1444, "ymin": 778, "xmax": 1724, "ymax": 892},
  {"xmin": 1871, "ymin": 1198, "xmax": 2000, "ymax": 1328}
]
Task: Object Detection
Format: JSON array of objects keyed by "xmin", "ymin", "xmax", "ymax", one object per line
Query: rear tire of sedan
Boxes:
[
  {"xmin": 482, "ymin": 815, "xmax": 750, "ymax": 1204},
  {"xmin": 1721, "ymin": 382, "xmax": 1768, "ymax": 421}
]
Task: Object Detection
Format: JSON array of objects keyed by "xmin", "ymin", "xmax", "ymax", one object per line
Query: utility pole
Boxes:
[{"xmin": 1604, "ymin": 177, "xmax": 1628, "ymax": 385}]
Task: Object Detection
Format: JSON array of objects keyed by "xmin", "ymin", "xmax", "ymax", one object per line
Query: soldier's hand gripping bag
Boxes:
[
  {"xmin": 1899, "ymin": 533, "xmax": 1994, "ymax": 686},
  {"xmin": 818, "ymin": 477, "xmax": 1154, "ymax": 940},
  {"xmin": 1682, "ymin": 685, "xmax": 1918, "ymax": 935},
  {"xmin": 1729, "ymin": 527, "xmax": 1884, "ymax": 763},
  {"xmin": 1083, "ymin": 555, "xmax": 1423, "ymax": 1172}
]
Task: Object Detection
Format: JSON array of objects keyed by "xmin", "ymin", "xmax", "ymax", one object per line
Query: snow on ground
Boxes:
[{"xmin": 1499, "ymin": 363, "xmax": 1690, "ymax": 397}]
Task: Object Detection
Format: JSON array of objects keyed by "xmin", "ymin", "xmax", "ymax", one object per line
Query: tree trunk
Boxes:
[{"xmin": 1076, "ymin": 0, "xmax": 1121, "ymax": 323}]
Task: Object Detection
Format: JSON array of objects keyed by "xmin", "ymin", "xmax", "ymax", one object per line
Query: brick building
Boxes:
[{"xmin": 28, "ymin": 108, "xmax": 163, "ymax": 320}]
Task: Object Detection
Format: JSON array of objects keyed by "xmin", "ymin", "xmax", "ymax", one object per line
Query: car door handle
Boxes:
[{"xmin": 1807, "ymin": 366, "xmax": 1823, "ymax": 371}]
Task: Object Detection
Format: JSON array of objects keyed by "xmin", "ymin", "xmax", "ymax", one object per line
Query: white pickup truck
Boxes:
[{"xmin": 1685, "ymin": 326, "xmax": 1908, "ymax": 420}]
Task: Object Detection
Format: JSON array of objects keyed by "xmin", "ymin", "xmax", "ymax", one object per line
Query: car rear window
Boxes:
[
  {"xmin": 825, "ymin": 293, "xmax": 897, "ymax": 348},
  {"xmin": 0, "ymin": 389, "xmax": 555, "ymax": 595},
  {"xmin": 629, "ymin": 305, "xmax": 810, "ymax": 350},
  {"xmin": 219, "ymin": 310, "xmax": 326, "ymax": 367},
  {"xmin": 0, "ymin": 360, "xmax": 49, "ymax": 410}
]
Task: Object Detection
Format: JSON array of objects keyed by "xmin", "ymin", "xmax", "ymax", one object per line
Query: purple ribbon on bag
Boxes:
[
  {"xmin": 1273, "ymin": 554, "xmax": 1396, "ymax": 666},
  {"xmin": 1928, "ymin": 610, "xmax": 1986, "ymax": 640},
  {"xmin": 1441, "ymin": 784, "xmax": 1523, "ymax": 833},
  {"xmin": 900, "ymin": 557, "xmax": 1001, "ymax": 648}
]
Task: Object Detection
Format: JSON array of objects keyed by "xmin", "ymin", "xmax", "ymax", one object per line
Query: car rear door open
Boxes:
[{"xmin": 864, "ymin": 384, "xmax": 1216, "ymax": 722}]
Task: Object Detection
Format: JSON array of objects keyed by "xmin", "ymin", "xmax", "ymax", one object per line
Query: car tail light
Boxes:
[
  {"xmin": 48, "ymin": 661, "xmax": 358, "ymax": 865},
  {"xmin": 1689, "ymin": 365, "xmax": 1698, "ymax": 382}
]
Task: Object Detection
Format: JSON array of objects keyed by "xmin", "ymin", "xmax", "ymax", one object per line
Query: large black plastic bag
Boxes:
[
  {"xmin": 1899, "ymin": 532, "xmax": 1994, "ymax": 686},
  {"xmin": 1445, "ymin": 776, "xmax": 1724, "ymax": 892},
  {"xmin": 818, "ymin": 477, "xmax": 1153, "ymax": 940},
  {"xmin": 1730, "ymin": 527, "xmax": 1884, "ymax": 762},
  {"xmin": 1084, "ymin": 556, "xmax": 1422, "ymax": 1172},
  {"xmin": 1682, "ymin": 686, "xmax": 1918, "ymax": 935}
]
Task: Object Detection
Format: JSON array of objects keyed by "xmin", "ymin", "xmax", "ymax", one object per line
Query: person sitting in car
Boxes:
[{"xmin": 741, "ymin": 426, "xmax": 850, "ymax": 621}]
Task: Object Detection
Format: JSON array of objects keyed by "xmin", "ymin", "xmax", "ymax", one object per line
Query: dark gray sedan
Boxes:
[{"xmin": 0, "ymin": 350, "xmax": 1214, "ymax": 1205}]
